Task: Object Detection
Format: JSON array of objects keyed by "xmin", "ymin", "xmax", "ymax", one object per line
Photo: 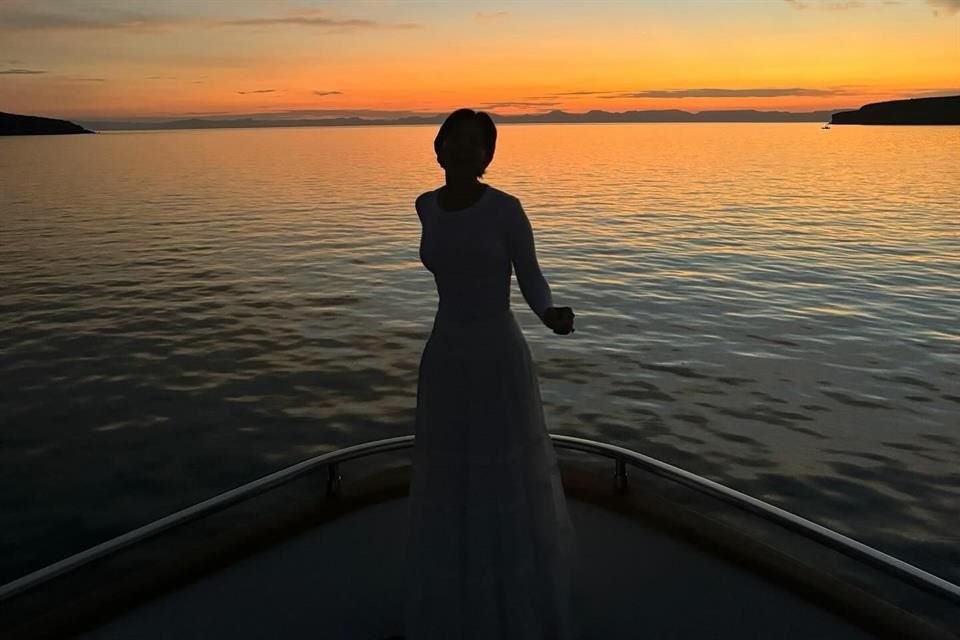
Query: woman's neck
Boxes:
[{"xmin": 437, "ymin": 179, "xmax": 486, "ymax": 211}]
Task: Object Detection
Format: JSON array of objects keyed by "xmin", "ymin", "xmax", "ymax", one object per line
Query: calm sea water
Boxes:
[{"xmin": 1, "ymin": 123, "xmax": 958, "ymax": 587}]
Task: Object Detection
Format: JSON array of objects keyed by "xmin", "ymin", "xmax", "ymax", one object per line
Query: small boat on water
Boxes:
[
  {"xmin": 822, "ymin": 123, "xmax": 832, "ymax": 129},
  {"xmin": 1, "ymin": 434, "xmax": 958, "ymax": 639}
]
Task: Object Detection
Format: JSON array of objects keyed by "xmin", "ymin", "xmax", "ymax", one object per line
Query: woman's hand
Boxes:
[{"xmin": 543, "ymin": 306, "xmax": 575, "ymax": 335}]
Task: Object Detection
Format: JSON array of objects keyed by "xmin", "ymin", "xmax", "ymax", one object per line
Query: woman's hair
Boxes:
[{"xmin": 433, "ymin": 108, "xmax": 497, "ymax": 177}]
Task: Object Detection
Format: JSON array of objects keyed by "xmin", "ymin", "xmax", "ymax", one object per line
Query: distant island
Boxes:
[
  {"xmin": 80, "ymin": 108, "xmax": 845, "ymax": 131},
  {"xmin": 0, "ymin": 112, "xmax": 95, "ymax": 136},
  {"xmin": 831, "ymin": 95, "xmax": 959, "ymax": 125}
]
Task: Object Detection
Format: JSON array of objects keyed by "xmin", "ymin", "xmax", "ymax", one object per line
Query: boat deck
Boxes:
[
  {"xmin": 80, "ymin": 494, "xmax": 872, "ymax": 639},
  {"xmin": 3, "ymin": 445, "xmax": 955, "ymax": 640}
]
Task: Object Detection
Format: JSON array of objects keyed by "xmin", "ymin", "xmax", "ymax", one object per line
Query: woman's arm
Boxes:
[{"xmin": 505, "ymin": 197, "xmax": 554, "ymax": 323}]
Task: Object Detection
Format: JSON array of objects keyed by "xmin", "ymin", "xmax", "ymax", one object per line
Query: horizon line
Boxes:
[{"xmin": 70, "ymin": 105, "xmax": 857, "ymax": 124}]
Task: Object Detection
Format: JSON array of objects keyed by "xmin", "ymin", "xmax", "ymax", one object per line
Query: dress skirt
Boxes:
[{"xmin": 403, "ymin": 308, "xmax": 578, "ymax": 640}]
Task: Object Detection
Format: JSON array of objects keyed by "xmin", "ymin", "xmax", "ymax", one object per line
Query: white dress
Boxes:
[{"xmin": 403, "ymin": 184, "xmax": 579, "ymax": 639}]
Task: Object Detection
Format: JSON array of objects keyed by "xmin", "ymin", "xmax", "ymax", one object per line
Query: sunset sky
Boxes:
[{"xmin": 1, "ymin": 0, "xmax": 958, "ymax": 122}]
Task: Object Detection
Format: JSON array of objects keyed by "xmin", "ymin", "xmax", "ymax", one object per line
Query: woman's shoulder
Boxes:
[
  {"xmin": 486, "ymin": 184, "xmax": 517, "ymax": 203},
  {"xmin": 415, "ymin": 189, "xmax": 438, "ymax": 208},
  {"xmin": 482, "ymin": 186, "xmax": 523, "ymax": 220},
  {"xmin": 485, "ymin": 186, "xmax": 524, "ymax": 223},
  {"xmin": 414, "ymin": 189, "xmax": 438, "ymax": 220}
]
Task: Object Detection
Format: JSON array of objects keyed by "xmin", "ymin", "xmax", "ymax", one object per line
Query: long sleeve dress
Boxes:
[{"xmin": 403, "ymin": 183, "xmax": 579, "ymax": 639}]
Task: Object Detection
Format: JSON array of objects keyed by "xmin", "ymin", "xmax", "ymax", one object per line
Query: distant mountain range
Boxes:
[
  {"xmin": 831, "ymin": 95, "xmax": 959, "ymax": 125},
  {"xmin": 7, "ymin": 95, "xmax": 957, "ymax": 134},
  {"xmin": 79, "ymin": 108, "xmax": 845, "ymax": 131},
  {"xmin": 0, "ymin": 112, "xmax": 94, "ymax": 136}
]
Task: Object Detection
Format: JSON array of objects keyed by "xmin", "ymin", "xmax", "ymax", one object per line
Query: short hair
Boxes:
[{"xmin": 433, "ymin": 108, "xmax": 497, "ymax": 177}]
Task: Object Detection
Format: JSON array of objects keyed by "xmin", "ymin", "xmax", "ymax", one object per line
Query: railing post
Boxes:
[
  {"xmin": 327, "ymin": 463, "xmax": 342, "ymax": 498},
  {"xmin": 614, "ymin": 456, "xmax": 628, "ymax": 492}
]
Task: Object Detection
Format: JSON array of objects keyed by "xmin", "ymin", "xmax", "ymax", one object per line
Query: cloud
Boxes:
[
  {"xmin": 238, "ymin": 89, "xmax": 276, "ymax": 95},
  {"xmin": 283, "ymin": 108, "xmax": 439, "ymax": 119},
  {"xmin": 550, "ymin": 90, "xmax": 613, "ymax": 96},
  {"xmin": 526, "ymin": 90, "xmax": 616, "ymax": 99},
  {"xmin": 529, "ymin": 88, "xmax": 856, "ymax": 100},
  {"xmin": 82, "ymin": 108, "xmax": 446, "ymax": 123},
  {"xmin": 477, "ymin": 101, "xmax": 561, "ymax": 109},
  {"xmin": 313, "ymin": 90, "xmax": 342, "ymax": 96},
  {"xmin": 787, "ymin": 0, "xmax": 944, "ymax": 9},
  {"xmin": 0, "ymin": 68, "xmax": 108, "ymax": 80},
  {"xmin": 784, "ymin": 0, "xmax": 865, "ymax": 9},
  {"xmin": 926, "ymin": 0, "xmax": 960, "ymax": 14},
  {"xmin": 146, "ymin": 75, "xmax": 177, "ymax": 80},
  {"xmin": 474, "ymin": 11, "xmax": 508, "ymax": 21},
  {"xmin": 0, "ymin": 6, "xmax": 420, "ymax": 33},
  {"xmin": 215, "ymin": 16, "xmax": 420, "ymax": 30},
  {"xmin": 906, "ymin": 87, "xmax": 960, "ymax": 98},
  {"xmin": 603, "ymin": 87, "xmax": 851, "ymax": 98},
  {"xmin": 0, "ymin": 7, "xmax": 188, "ymax": 32}
]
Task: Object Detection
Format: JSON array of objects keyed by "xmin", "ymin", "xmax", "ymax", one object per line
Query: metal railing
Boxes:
[
  {"xmin": 0, "ymin": 436, "xmax": 410, "ymax": 603},
  {"xmin": 550, "ymin": 434, "xmax": 960, "ymax": 606},
  {"xmin": 2, "ymin": 434, "xmax": 959, "ymax": 607}
]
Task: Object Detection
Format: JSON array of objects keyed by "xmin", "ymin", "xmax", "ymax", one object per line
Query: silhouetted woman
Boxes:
[{"xmin": 403, "ymin": 108, "xmax": 579, "ymax": 639}]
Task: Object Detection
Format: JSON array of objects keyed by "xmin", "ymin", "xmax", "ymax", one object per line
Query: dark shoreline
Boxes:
[
  {"xmin": 831, "ymin": 96, "xmax": 959, "ymax": 125},
  {"xmin": 0, "ymin": 112, "xmax": 95, "ymax": 136}
]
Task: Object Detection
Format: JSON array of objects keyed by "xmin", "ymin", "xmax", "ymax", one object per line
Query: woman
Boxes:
[{"xmin": 403, "ymin": 108, "xmax": 579, "ymax": 639}]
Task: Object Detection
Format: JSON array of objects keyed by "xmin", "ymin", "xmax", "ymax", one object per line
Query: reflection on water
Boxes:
[{"xmin": 0, "ymin": 123, "xmax": 958, "ymax": 586}]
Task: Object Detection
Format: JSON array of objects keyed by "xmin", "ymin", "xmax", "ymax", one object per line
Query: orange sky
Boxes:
[{"xmin": 1, "ymin": 0, "xmax": 957, "ymax": 121}]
